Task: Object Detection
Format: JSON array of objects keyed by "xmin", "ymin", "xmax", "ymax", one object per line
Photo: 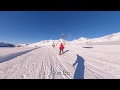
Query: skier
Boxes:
[
  {"xmin": 59, "ymin": 43, "xmax": 64, "ymax": 55},
  {"xmin": 52, "ymin": 43, "xmax": 55, "ymax": 48}
]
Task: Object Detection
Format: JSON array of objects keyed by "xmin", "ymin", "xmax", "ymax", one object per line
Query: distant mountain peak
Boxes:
[
  {"xmin": 0, "ymin": 42, "xmax": 15, "ymax": 47},
  {"xmin": 70, "ymin": 32, "xmax": 120, "ymax": 44},
  {"xmin": 27, "ymin": 32, "xmax": 120, "ymax": 46}
]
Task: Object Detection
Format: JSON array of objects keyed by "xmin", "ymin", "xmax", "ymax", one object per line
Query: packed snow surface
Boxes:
[{"xmin": 0, "ymin": 45, "xmax": 120, "ymax": 79}]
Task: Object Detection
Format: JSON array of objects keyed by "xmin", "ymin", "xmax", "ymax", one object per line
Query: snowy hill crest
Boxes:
[
  {"xmin": 71, "ymin": 32, "xmax": 120, "ymax": 44},
  {"xmin": 27, "ymin": 32, "xmax": 120, "ymax": 46}
]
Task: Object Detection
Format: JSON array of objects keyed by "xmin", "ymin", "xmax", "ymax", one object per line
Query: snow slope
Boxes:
[
  {"xmin": 70, "ymin": 37, "xmax": 89, "ymax": 45},
  {"xmin": 0, "ymin": 47, "xmax": 39, "ymax": 63},
  {"xmin": 0, "ymin": 32, "xmax": 120, "ymax": 79},
  {"xmin": 0, "ymin": 45, "xmax": 120, "ymax": 79},
  {"xmin": 70, "ymin": 32, "xmax": 120, "ymax": 45},
  {"xmin": 23, "ymin": 32, "xmax": 120, "ymax": 47},
  {"xmin": 1, "ymin": 32, "xmax": 120, "ymax": 47},
  {"xmin": 90, "ymin": 32, "xmax": 120, "ymax": 43},
  {"xmin": 27, "ymin": 39, "xmax": 70, "ymax": 47},
  {"xmin": 0, "ymin": 47, "xmax": 36, "ymax": 56}
]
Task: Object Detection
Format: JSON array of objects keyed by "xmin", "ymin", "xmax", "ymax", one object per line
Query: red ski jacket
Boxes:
[{"xmin": 59, "ymin": 43, "xmax": 64, "ymax": 50}]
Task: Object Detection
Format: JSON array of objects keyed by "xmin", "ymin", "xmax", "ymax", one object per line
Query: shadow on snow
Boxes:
[
  {"xmin": 73, "ymin": 54, "xmax": 85, "ymax": 79},
  {"xmin": 0, "ymin": 48, "xmax": 39, "ymax": 63}
]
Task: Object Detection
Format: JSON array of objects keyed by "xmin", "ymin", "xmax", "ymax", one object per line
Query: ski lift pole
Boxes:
[{"xmin": 61, "ymin": 32, "xmax": 64, "ymax": 39}]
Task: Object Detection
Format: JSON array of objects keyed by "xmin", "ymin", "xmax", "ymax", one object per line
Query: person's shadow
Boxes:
[
  {"xmin": 73, "ymin": 54, "xmax": 85, "ymax": 79},
  {"xmin": 63, "ymin": 50, "xmax": 69, "ymax": 54}
]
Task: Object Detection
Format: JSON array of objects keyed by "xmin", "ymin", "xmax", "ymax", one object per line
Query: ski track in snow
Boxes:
[
  {"xmin": 0, "ymin": 48, "xmax": 39, "ymax": 63},
  {"xmin": 0, "ymin": 47, "xmax": 35, "ymax": 56},
  {"xmin": 0, "ymin": 45, "xmax": 120, "ymax": 79}
]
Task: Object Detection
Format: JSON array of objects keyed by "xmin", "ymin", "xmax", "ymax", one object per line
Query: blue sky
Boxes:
[{"xmin": 0, "ymin": 11, "xmax": 120, "ymax": 44}]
